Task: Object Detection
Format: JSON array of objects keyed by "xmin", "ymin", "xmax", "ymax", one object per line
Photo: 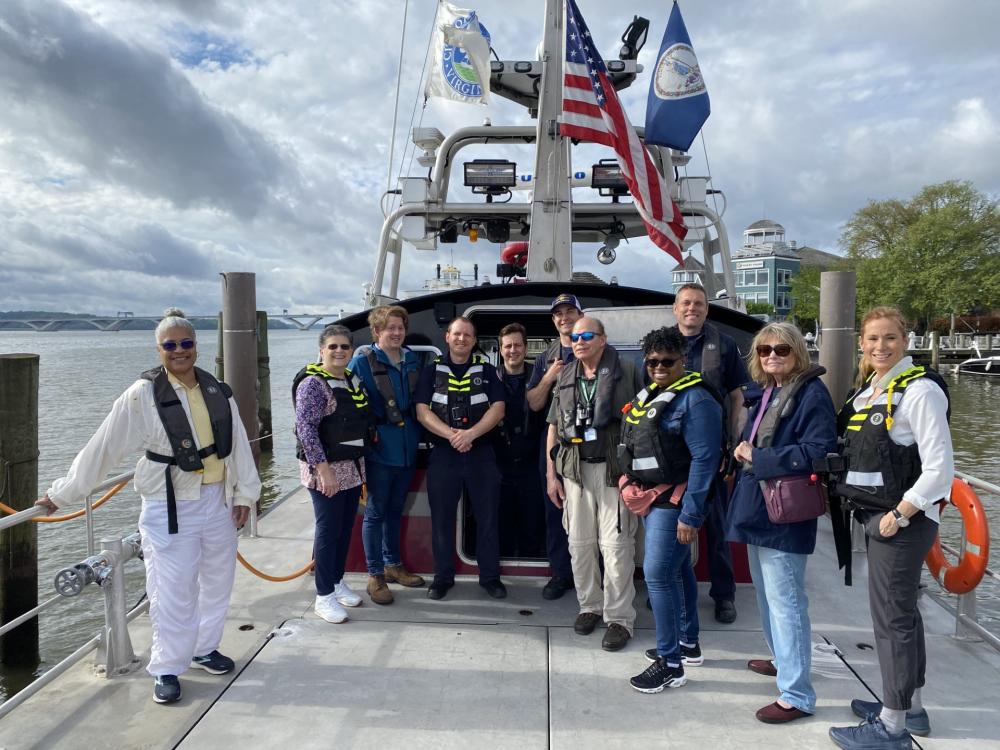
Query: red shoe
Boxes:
[
  {"xmin": 755, "ymin": 701, "xmax": 811, "ymax": 724},
  {"xmin": 747, "ymin": 659, "xmax": 778, "ymax": 677}
]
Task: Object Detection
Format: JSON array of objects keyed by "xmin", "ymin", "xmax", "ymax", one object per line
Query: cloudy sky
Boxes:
[{"xmin": 1, "ymin": 0, "xmax": 998, "ymax": 316}]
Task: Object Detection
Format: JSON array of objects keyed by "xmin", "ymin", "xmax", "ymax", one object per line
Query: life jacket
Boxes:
[
  {"xmin": 752, "ymin": 365, "xmax": 827, "ymax": 449},
  {"xmin": 429, "ymin": 355, "xmax": 491, "ymax": 442},
  {"xmin": 619, "ymin": 372, "xmax": 717, "ymax": 486},
  {"xmin": 553, "ymin": 346, "xmax": 623, "ymax": 444},
  {"xmin": 495, "ymin": 364, "xmax": 543, "ymax": 460},
  {"xmin": 834, "ymin": 365, "xmax": 950, "ymax": 512},
  {"xmin": 141, "ymin": 366, "xmax": 233, "ymax": 535},
  {"xmin": 292, "ymin": 364, "xmax": 376, "ymax": 463},
  {"xmin": 366, "ymin": 347, "xmax": 418, "ymax": 425}
]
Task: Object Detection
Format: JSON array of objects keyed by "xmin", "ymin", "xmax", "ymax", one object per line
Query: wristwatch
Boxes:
[{"xmin": 891, "ymin": 508, "xmax": 910, "ymax": 528}]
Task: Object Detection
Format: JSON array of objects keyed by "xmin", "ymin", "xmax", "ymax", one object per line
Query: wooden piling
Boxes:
[
  {"xmin": 0, "ymin": 354, "xmax": 40, "ymax": 667},
  {"xmin": 215, "ymin": 311, "xmax": 225, "ymax": 381},
  {"xmin": 930, "ymin": 331, "xmax": 940, "ymax": 371},
  {"xmin": 221, "ymin": 273, "xmax": 260, "ymax": 464},
  {"xmin": 256, "ymin": 311, "xmax": 273, "ymax": 453}
]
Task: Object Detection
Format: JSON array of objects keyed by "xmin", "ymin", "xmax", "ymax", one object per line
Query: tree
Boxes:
[
  {"xmin": 841, "ymin": 181, "xmax": 1000, "ymax": 330},
  {"xmin": 746, "ymin": 301, "xmax": 775, "ymax": 316}
]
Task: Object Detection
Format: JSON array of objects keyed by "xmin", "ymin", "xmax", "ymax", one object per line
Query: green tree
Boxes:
[
  {"xmin": 746, "ymin": 301, "xmax": 775, "ymax": 316},
  {"xmin": 841, "ymin": 181, "xmax": 1000, "ymax": 329}
]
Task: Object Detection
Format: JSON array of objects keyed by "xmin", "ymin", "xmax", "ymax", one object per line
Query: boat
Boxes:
[
  {"xmin": 2, "ymin": 2, "xmax": 998, "ymax": 748},
  {"xmin": 958, "ymin": 344, "xmax": 1000, "ymax": 376}
]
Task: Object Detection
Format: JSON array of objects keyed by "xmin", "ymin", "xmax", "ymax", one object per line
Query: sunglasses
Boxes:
[
  {"xmin": 326, "ymin": 343, "xmax": 352, "ymax": 351},
  {"xmin": 757, "ymin": 343, "xmax": 792, "ymax": 357},
  {"xmin": 569, "ymin": 331, "xmax": 599, "ymax": 343},
  {"xmin": 645, "ymin": 357, "xmax": 680, "ymax": 369},
  {"xmin": 160, "ymin": 339, "xmax": 195, "ymax": 351}
]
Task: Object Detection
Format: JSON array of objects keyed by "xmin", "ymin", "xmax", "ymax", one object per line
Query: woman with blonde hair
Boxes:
[
  {"xmin": 726, "ymin": 322, "xmax": 837, "ymax": 724},
  {"xmin": 829, "ymin": 307, "xmax": 952, "ymax": 749}
]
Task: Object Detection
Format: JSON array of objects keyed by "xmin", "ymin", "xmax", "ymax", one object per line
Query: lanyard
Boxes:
[{"xmin": 579, "ymin": 376, "xmax": 598, "ymax": 405}]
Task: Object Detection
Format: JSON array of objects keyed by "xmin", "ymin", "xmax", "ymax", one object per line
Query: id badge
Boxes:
[{"xmin": 583, "ymin": 427, "xmax": 598, "ymax": 442}]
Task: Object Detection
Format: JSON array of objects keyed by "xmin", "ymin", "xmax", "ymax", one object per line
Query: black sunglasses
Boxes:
[
  {"xmin": 160, "ymin": 339, "xmax": 195, "ymax": 351},
  {"xmin": 645, "ymin": 357, "xmax": 680, "ymax": 369},
  {"xmin": 569, "ymin": 331, "xmax": 599, "ymax": 342},
  {"xmin": 757, "ymin": 343, "xmax": 792, "ymax": 357},
  {"xmin": 326, "ymin": 343, "xmax": 352, "ymax": 351}
]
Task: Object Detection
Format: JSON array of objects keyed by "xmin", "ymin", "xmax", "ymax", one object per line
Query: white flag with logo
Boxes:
[{"xmin": 425, "ymin": 2, "xmax": 491, "ymax": 105}]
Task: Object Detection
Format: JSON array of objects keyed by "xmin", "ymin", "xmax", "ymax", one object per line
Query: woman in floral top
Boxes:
[{"xmin": 294, "ymin": 324, "xmax": 369, "ymax": 623}]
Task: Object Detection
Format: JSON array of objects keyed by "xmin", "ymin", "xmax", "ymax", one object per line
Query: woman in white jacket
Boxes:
[{"xmin": 36, "ymin": 308, "xmax": 261, "ymax": 705}]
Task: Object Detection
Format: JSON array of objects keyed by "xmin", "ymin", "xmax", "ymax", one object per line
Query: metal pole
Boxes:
[
  {"xmin": 215, "ymin": 311, "xmax": 225, "ymax": 381},
  {"xmin": 221, "ymin": 273, "xmax": 260, "ymax": 463},
  {"xmin": 256, "ymin": 311, "xmax": 273, "ymax": 453},
  {"xmin": 0, "ymin": 353, "xmax": 40, "ymax": 667},
  {"xmin": 930, "ymin": 331, "xmax": 941, "ymax": 371},
  {"xmin": 96, "ymin": 537, "xmax": 141, "ymax": 677},
  {"xmin": 818, "ymin": 271, "xmax": 857, "ymax": 405}
]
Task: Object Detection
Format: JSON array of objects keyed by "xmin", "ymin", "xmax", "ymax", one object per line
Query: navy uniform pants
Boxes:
[
  {"xmin": 426, "ymin": 443, "xmax": 501, "ymax": 585},
  {"xmin": 705, "ymin": 478, "xmax": 736, "ymax": 603}
]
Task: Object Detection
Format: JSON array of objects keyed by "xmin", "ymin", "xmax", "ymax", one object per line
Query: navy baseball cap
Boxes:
[{"xmin": 550, "ymin": 293, "xmax": 583, "ymax": 312}]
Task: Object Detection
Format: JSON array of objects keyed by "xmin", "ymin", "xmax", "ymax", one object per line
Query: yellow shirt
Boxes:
[{"xmin": 167, "ymin": 372, "xmax": 226, "ymax": 484}]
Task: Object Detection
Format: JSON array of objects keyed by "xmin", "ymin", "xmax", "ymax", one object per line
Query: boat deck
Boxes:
[{"xmin": 3, "ymin": 489, "xmax": 999, "ymax": 750}]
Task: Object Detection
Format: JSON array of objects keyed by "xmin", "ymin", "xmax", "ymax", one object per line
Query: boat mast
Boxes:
[{"xmin": 525, "ymin": 0, "xmax": 573, "ymax": 282}]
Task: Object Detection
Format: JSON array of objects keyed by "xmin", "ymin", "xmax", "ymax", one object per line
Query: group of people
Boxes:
[{"xmin": 35, "ymin": 295, "xmax": 954, "ymax": 750}]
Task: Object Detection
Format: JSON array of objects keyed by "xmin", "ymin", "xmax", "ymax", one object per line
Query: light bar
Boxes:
[{"xmin": 464, "ymin": 159, "xmax": 517, "ymax": 191}]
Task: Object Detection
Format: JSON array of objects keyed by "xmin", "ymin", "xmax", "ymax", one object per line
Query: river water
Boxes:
[{"xmin": 0, "ymin": 328, "xmax": 997, "ymax": 699}]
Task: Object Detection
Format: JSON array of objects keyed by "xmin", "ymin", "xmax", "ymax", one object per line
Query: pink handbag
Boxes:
[{"xmin": 618, "ymin": 476, "xmax": 687, "ymax": 517}]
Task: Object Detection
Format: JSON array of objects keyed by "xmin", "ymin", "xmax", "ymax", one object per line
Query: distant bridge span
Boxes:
[{"xmin": 0, "ymin": 313, "xmax": 351, "ymax": 332}]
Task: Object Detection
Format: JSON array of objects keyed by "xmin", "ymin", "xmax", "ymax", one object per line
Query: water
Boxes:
[{"xmin": 0, "ymin": 329, "xmax": 998, "ymax": 699}]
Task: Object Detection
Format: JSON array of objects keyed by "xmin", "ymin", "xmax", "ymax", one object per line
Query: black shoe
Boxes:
[
  {"xmin": 644, "ymin": 643, "xmax": 702, "ymax": 666},
  {"xmin": 542, "ymin": 576, "xmax": 574, "ymax": 601},
  {"xmin": 601, "ymin": 623, "xmax": 631, "ymax": 652},
  {"xmin": 714, "ymin": 599, "xmax": 737, "ymax": 624},
  {"xmin": 153, "ymin": 675, "xmax": 181, "ymax": 704},
  {"xmin": 427, "ymin": 580, "xmax": 453, "ymax": 600},
  {"xmin": 573, "ymin": 612, "xmax": 601, "ymax": 635},
  {"xmin": 630, "ymin": 659, "xmax": 686, "ymax": 693},
  {"xmin": 190, "ymin": 650, "xmax": 235, "ymax": 675},
  {"xmin": 480, "ymin": 580, "xmax": 507, "ymax": 599}
]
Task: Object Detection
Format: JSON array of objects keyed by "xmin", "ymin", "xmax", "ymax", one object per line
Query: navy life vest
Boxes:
[
  {"xmin": 141, "ymin": 366, "xmax": 233, "ymax": 534},
  {"xmin": 834, "ymin": 365, "xmax": 950, "ymax": 512},
  {"xmin": 292, "ymin": 364, "xmax": 376, "ymax": 463},
  {"xmin": 429, "ymin": 355, "xmax": 491, "ymax": 433},
  {"xmin": 365, "ymin": 347, "xmax": 418, "ymax": 426}
]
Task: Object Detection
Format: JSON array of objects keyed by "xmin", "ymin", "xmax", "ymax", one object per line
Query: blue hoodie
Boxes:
[{"xmin": 349, "ymin": 344, "xmax": 423, "ymax": 467}]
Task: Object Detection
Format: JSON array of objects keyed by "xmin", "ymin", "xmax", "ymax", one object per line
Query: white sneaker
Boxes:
[
  {"xmin": 333, "ymin": 580, "xmax": 363, "ymax": 607},
  {"xmin": 315, "ymin": 594, "xmax": 348, "ymax": 623}
]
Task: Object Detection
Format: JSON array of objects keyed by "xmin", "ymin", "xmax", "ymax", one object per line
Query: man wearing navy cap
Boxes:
[{"xmin": 525, "ymin": 293, "xmax": 583, "ymax": 600}]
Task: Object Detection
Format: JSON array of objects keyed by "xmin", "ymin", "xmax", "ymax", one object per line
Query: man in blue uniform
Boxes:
[
  {"xmin": 525, "ymin": 293, "xmax": 582, "ymax": 600},
  {"xmin": 672, "ymin": 283, "xmax": 751, "ymax": 624},
  {"xmin": 416, "ymin": 316, "xmax": 507, "ymax": 600}
]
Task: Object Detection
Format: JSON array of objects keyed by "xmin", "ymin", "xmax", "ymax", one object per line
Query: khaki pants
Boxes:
[{"xmin": 562, "ymin": 461, "xmax": 638, "ymax": 632}]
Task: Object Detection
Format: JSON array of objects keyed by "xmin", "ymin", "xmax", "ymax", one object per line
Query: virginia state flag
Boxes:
[{"xmin": 644, "ymin": 2, "xmax": 710, "ymax": 152}]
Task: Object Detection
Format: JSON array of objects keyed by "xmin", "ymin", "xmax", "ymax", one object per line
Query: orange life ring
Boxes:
[
  {"xmin": 925, "ymin": 477, "xmax": 990, "ymax": 595},
  {"xmin": 500, "ymin": 241, "xmax": 528, "ymax": 266}
]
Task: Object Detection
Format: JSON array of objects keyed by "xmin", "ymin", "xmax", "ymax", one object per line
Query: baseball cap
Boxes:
[{"xmin": 550, "ymin": 293, "xmax": 583, "ymax": 313}]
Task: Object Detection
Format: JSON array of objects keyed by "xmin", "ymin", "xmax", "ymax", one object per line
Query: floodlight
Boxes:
[
  {"xmin": 592, "ymin": 159, "xmax": 628, "ymax": 198},
  {"xmin": 464, "ymin": 159, "xmax": 517, "ymax": 194}
]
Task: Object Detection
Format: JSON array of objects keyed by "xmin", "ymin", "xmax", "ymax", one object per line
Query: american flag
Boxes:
[{"xmin": 561, "ymin": 0, "xmax": 687, "ymax": 262}]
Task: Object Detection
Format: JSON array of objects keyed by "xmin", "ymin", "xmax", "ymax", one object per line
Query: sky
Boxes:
[{"xmin": 1, "ymin": 0, "xmax": 998, "ymax": 317}]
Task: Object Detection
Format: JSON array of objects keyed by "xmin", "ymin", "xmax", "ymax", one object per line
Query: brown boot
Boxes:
[
  {"xmin": 367, "ymin": 574, "xmax": 394, "ymax": 605},
  {"xmin": 384, "ymin": 564, "xmax": 425, "ymax": 588}
]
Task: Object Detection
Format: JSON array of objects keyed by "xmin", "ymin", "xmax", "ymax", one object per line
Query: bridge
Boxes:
[{"xmin": 0, "ymin": 313, "xmax": 352, "ymax": 332}]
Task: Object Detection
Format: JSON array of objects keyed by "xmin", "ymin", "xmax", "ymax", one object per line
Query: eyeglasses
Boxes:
[
  {"xmin": 645, "ymin": 357, "xmax": 680, "ymax": 369},
  {"xmin": 756, "ymin": 343, "xmax": 792, "ymax": 357},
  {"xmin": 569, "ymin": 331, "xmax": 599, "ymax": 343},
  {"xmin": 326, "ymin": 343, "xmax": 352, "ymax": 351},
  {"xmin": 160, "ymin": 339, "xmax": 195, "ymax": 351}
]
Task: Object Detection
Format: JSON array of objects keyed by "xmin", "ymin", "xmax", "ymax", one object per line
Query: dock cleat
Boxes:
[
  {"xmin": 190, "ymin": 650, "xmax": 235, "ymax": 675},
  {"xmin": 630, "ymin": 659, "xmax": 686, "ymax": 693},
  {"xmin": 153, "ymin": 675, "xmax": 181, "ymax": 704},
  {"xmin": 850, "ymin": 699, "xmax": 930, "ymax": 737},
  {"xmin": 829, "ymin": 717, "xmax": 913, "ymax": 750}
]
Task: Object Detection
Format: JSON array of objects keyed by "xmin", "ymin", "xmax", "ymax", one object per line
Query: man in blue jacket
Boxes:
[{"xmin": 349, "ymin": 305, "xmax": 425, "ymax": 605}]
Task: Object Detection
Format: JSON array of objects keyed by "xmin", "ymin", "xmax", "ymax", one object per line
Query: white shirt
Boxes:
[
  {"xmin": 851, "ymin": 357, "xmax": 954, "ymax": 523},
  {"xmin": 48, "ymin": 377, "xmax": 261, "ymax": 512}
]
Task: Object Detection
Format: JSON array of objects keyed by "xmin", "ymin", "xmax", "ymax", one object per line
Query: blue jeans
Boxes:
[
  {"xmin": 643, "ymin": 506, "xmax": 699, "ymax": 666},
  {"xmin": 746, "ymin": 544, "xmax": 816, "ymax": 713},
  {"xmin": 362, "ymin": 462, "xmax": 415, "ymax": 575}
]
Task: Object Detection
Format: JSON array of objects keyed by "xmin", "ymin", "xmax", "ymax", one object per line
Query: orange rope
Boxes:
[
  {"xmin": 0, "ymin": 480, "xmax": 129, "ymax": 522},
  {"xmin": 236, "ymin": 552, "xmax": 315, "ymax": 582}
]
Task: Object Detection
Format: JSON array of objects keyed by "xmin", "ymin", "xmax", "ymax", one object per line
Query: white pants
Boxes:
[
  {"xmin": 562, "ymin": 461, "xmax": 638, "ymax": 632},
  {"xmin": 139, "ymin": 483, "xmax": 238, "ymax": 677}
]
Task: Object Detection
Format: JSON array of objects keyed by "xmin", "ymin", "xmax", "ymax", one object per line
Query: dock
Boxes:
[{"xmin": 2, "ymin": 487, "xmax": 999, "ymax": 749}]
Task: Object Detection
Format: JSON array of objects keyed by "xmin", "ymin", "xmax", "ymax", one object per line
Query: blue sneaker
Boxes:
[
  {"xmin": 829, "ymin": 717, "xmax": 913, "ymax": 749},
  {"xmin": 190, "ymin": 650, "xmax": 235, "ymax": 675},
  {"xmin": 153, "ymin": 675, "xmax": 181, "ymax": 704},
  {"xmin": 851, "ymin": 698, "xmax": 931, "ymax": 736}
]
